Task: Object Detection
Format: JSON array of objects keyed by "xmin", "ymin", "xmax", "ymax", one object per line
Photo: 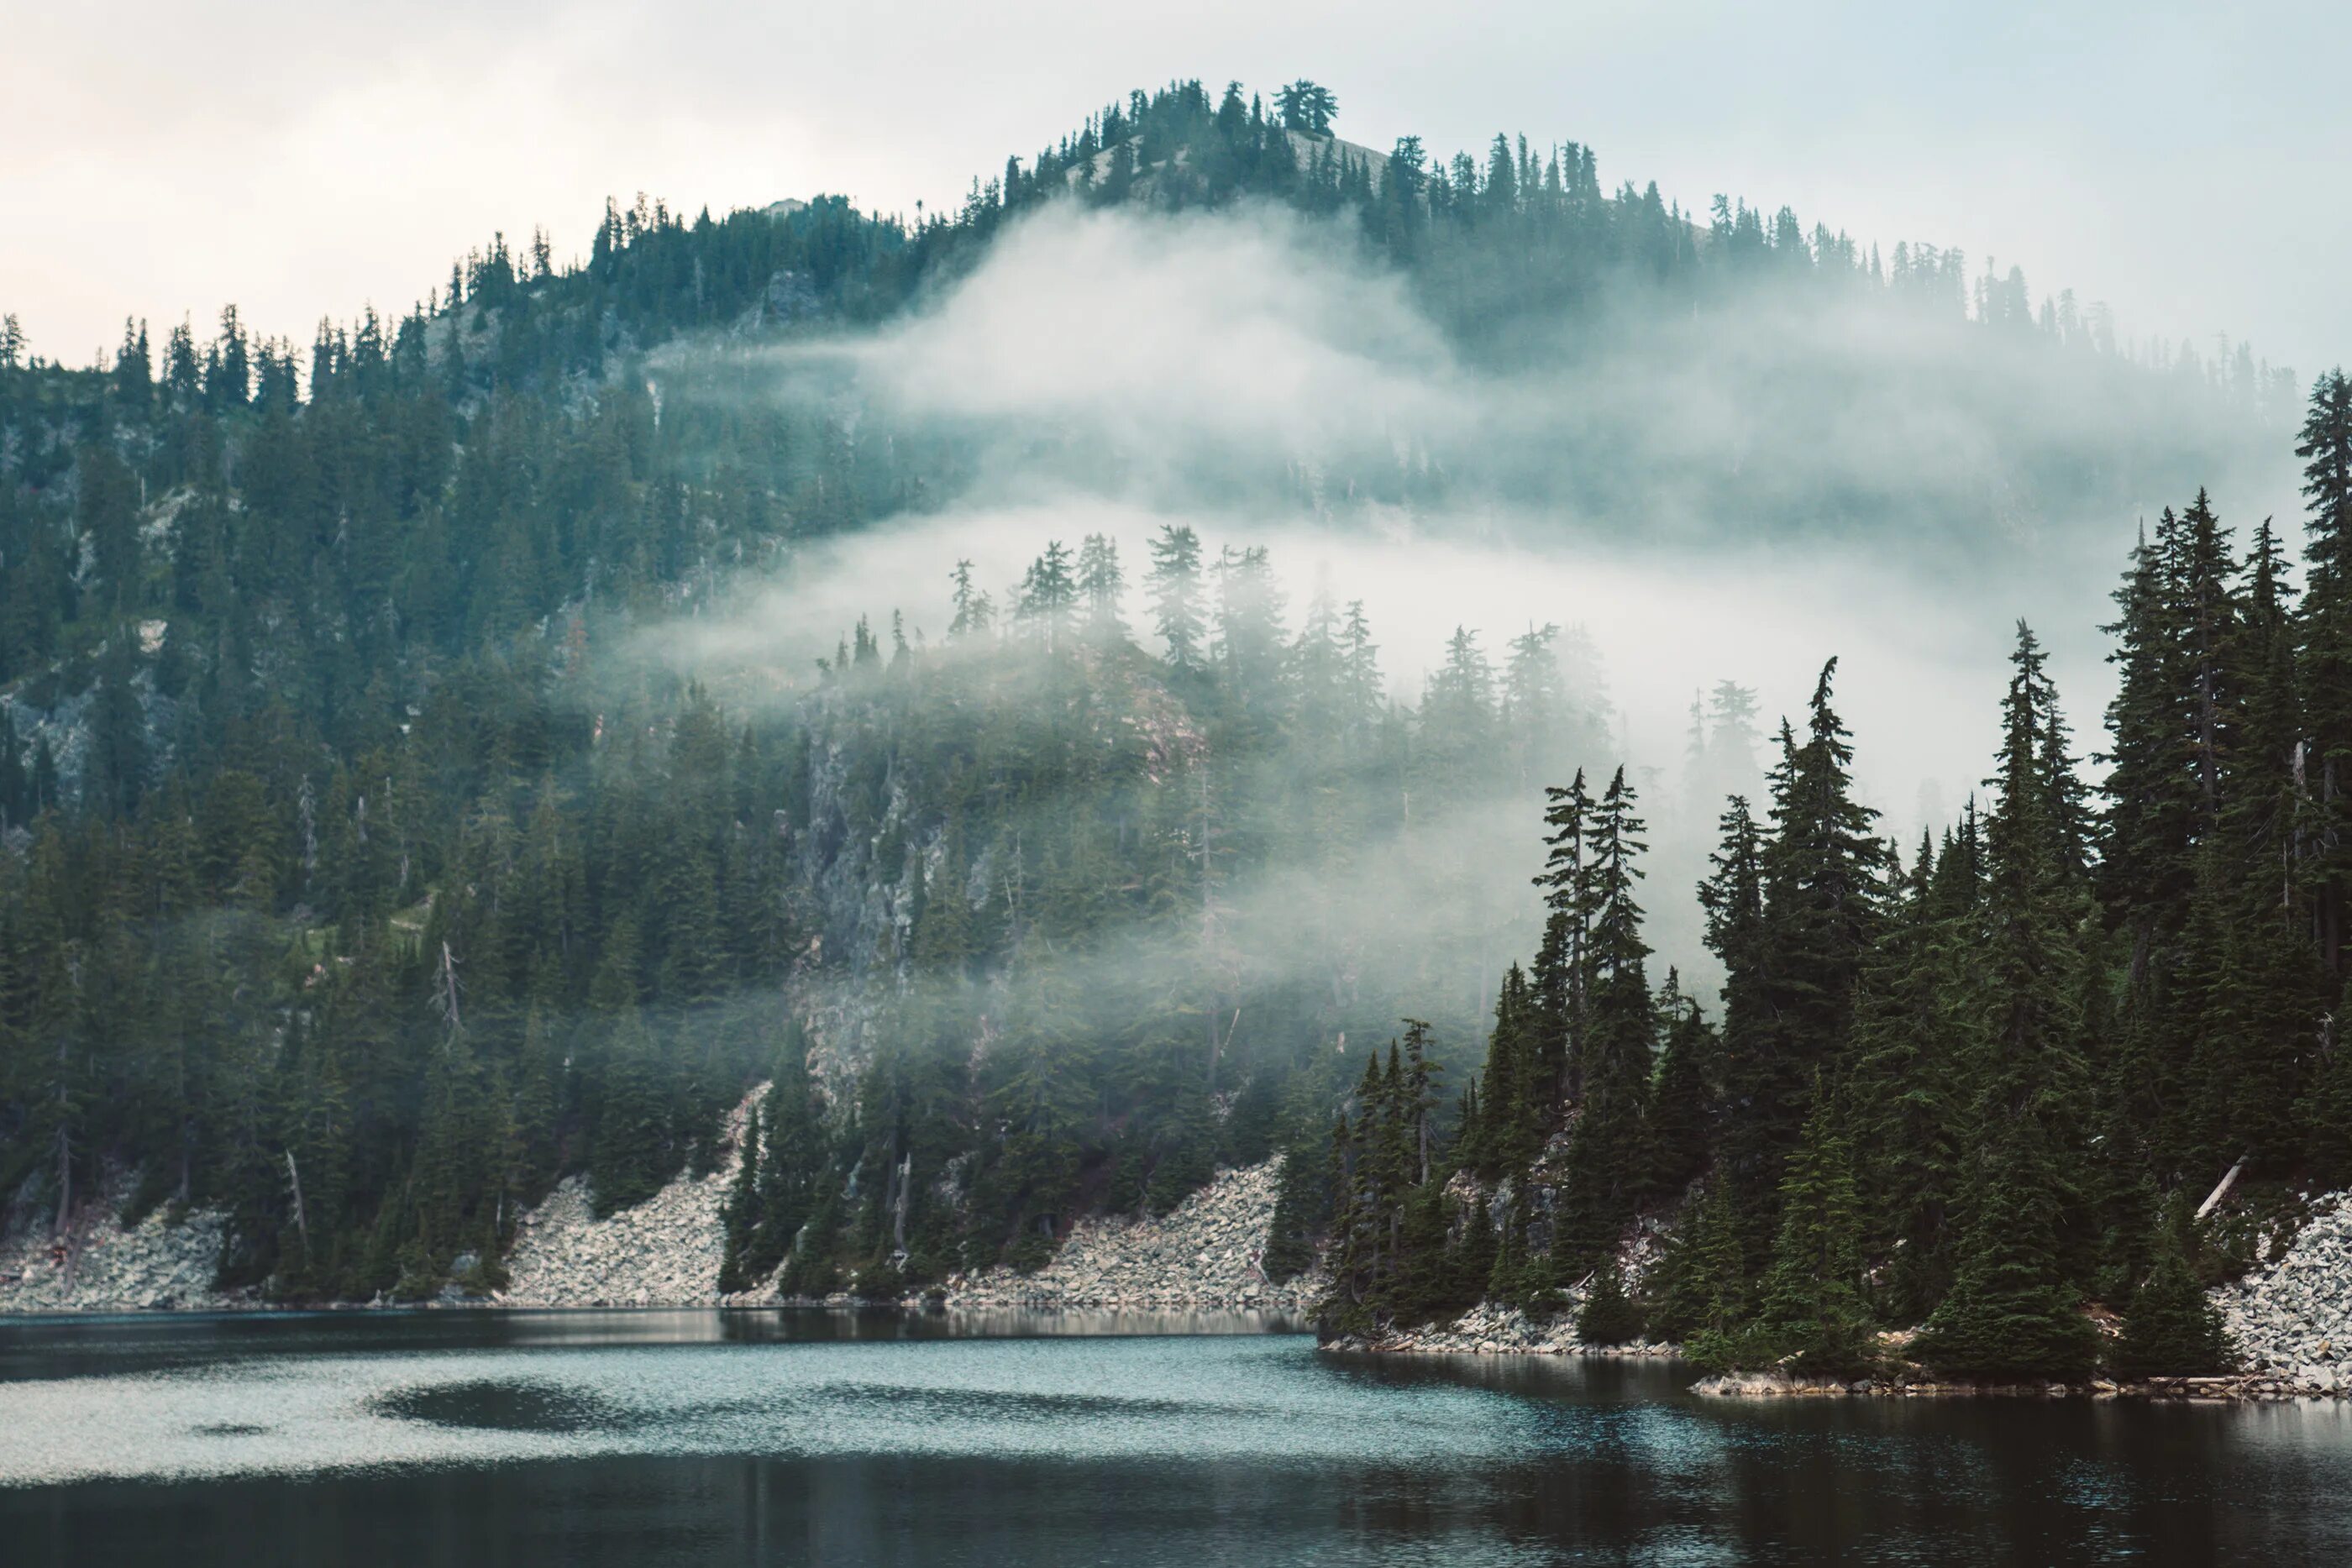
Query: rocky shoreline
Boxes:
[
  {"xmin": 11, "ymin": 1133, "xmax": 2352, "ymax": 1390},
  {"xmin": 1326, "ymin": 1189, "xmax": 2352, "ymax": 1401},
  {"xmin": 1323, "ymin": 1297, "xmax": 1676, "ymax": 1359},
  {"xmin": 0, "ymin": 1099, "xmax": 1313, "ymax": 1319},
  {"xmin": 1693, "ymin": 1369, "xmax": 2351, "ymax": 1402}
]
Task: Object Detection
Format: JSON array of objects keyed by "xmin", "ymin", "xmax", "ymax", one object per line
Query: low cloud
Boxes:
[
  {"xmin": 634, "ymin": 198, "xmax": 2307, "ymax": 993},
  {"xmin": 846, "ymin": 205, "xmax": 1462, "ymax": 465}
]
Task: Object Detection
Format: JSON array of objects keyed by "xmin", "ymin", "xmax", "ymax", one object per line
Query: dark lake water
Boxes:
[{"xmin": 3, "ymin": 1308, "xmax": 2349, "ymax": 1565}]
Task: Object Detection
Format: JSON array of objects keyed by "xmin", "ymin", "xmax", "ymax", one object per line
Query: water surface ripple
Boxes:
[{"xmin": 2, "ymin": 1310, "xmax": 2347, "ymax": 1565}]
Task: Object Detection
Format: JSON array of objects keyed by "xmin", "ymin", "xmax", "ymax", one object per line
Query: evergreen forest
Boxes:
[
  {"xmin": 0, "ymin": 78, "xmax": 2338, "ymax": 1368},
  {"xmin": 1321, "ymin": 417, "xmax": 2352, "ymax": 1376}
]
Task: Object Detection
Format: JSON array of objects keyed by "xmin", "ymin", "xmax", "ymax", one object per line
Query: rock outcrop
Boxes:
[{"xmin": 941, "ymin": 1157, "xmax": 1319, "ymax": 1313}]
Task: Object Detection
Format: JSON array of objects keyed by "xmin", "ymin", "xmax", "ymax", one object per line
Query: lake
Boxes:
[{"xmin": 2, "ymin": 1308, "xmax": 2347, "ymax": 1565}]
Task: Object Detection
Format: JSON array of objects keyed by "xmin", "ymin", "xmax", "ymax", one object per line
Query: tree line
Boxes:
[
  {"xmin": 1315, "ymin": 375, "xmax": 2352, "ymax": 1379},
  {"xmin": 0, "ymin": 478, "xmax": 1625, "ymax": 1298}
]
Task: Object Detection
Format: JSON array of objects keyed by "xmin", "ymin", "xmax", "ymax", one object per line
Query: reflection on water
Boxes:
[
  {"xmin": 2, "ymin": 1310, "xmax": 2349, "ymax": 1565},
  {"xmin": 0, "ymin": 1305, "xmax": 1304, "ymax": 1384}
]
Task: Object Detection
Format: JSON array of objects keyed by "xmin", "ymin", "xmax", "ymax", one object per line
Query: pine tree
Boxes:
[
  {"xmin": 1418, "ymin": 627, "xmax": 1497, "ymax": 801},
  {"xmin": 1913, "ymin": 624, "xmax": 2098, "ymax": 1382},
  {"xmin": 1760, "ymin": 660, "xmax": 1884, "ymax": 1085},
  {"xmin": 1913, "ymin": 1111, "xmax": 2100, "ymax": 1381},
  {"xmin": 2297, "ymin": 370, "xmax": 2352, "ymax": 973},
  {"xmin": 717, "ymin": 1098, "xmax": 766, "ymax": 1292},
  {"xmin": 746, "ymin": 1017, "xmax": 831, "ymax": 1289},
  {"xmin": 1211, "ymin": 545, "xmax": 1289, "ymax": 717},
  {"xmin": 1556, "ymin": 767, "xmax": 1651, "ymax": 1266},
  {"xmin": 1653, "ymin": 1178, "xmax": 1747, "ymax": 1345},
  {"xmin": 2110, "ymin": 1202, "xmax": 2231, "ymax": 1378},
  {"xmin": 1645, "ymin": 973, "xmax": 1717, "ymax": 1199},
  {"xmin": 1530, "ymin": 768, "xmax": 1593, "ymax": 1106},
  {"xmin": 1016, "ymin": 540, "xmax": 1078, "ymax": 650},
  {"xmin": 85, "ymin": 636, "xmax": 147, "ymax": 819},
  {"xmin": 585, "ymin": 924, "xmax": 675, "ymax": 1215},
  {"xmin": 1451, "ymin": 1190, "xmax": 1499, "ymax": 1304},
  {"xmin": 1696, "ymin": 680, "xmax": 1764, "ymax": 810},
  {"xmin": 948, "ymin": 559, "xmax": 995, "ymax": 640},
  {"xmin": 1704, "ymin": 660, "xmax": 1884, "ymax": 1271},
  {"xmin": 1263, "ymin": 1143, "xmax": 1330, "ymax": 1284},
  {"xmin": 1577, "ymin": 1260, "xmax": 1642, "ymax": 1345},
  {"xmin": 2213, "ymin": 516, "xmax": 2323, "ymax": 1172},
  {"xmin": 1470, "ymin": 964, "xmax": 1543, "ymax": 1177},
  {"xmin": 1074, "ymin": 533, "xmax": 1129, "ymax": 646},
  {"xmin": 1147, "ymin": 524, "xmax": 1206, "ymax": 672},
  {"xmin": 1500, "ymin": 622, "xmax": 1566, "ymax": 789},
  {"xmin": 1843, "ymin": 834, "xmax": 1970, "ymax": 1319},
  {"xmin": 1754, "ymin": 1089, "xmax": 1876, "ymax": 1374}
]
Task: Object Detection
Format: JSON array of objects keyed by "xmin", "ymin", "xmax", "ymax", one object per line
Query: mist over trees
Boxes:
[
  {"xmin": 1324, "ymin": 386, "xmax": 2352, "ymax": 1377},
  {"xmin": 0, "ymin": 74, "xmax": 2325, "ymax": 1322}
]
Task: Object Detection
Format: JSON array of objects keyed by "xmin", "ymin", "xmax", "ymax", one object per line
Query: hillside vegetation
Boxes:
[{"xmin": 0, "ymin": 78, "xmax": 2321, "ymax": 1316}]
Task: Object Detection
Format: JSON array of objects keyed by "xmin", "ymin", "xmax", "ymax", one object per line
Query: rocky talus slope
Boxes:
[
  {"xmin": 496, "ymin": 1088, "xmax": 762, "ymax": 1307},
  {"xmin": 497, "ymin": 1169, "xmax": 735, "ymax": 1307},
  {"xmin": 941, "ymin": 1158, "xmax": 1320, "ymax": 1313},
  {"xmin": 1, "ymin": 1107, "xmax": 1315, "ymax": 1315},
  {"xmin": 2213, "ymin": 1195, "xmax": 2352, "ymax": 1392},
  {"xmin": 0, "ymin": 1190, "xmax": 238, "ymax": 1313},
  {"xmin": 454, "ymin": 1112, "xmax": 1320, "ymax": 1313}
]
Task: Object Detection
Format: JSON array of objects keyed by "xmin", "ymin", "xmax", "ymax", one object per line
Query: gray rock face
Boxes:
[
  {"xmin": 498, "ymin": 1171, "xmax": 736, "ymax": 1307},
  {"xmin": 498, "ymin": 1088, "xmax": 761, "ymax": 1308},
  {"xmin": 2213, "ymin": 1195, "xmax": 2352, "ymax": 1384},
  {"xmin": 0, "ymin": 1188, "xmax": 235, "ymax": 1313},
  {"xmin": 941, "ymin": 1158, "xmax": 1321, "ymax": 1313}
]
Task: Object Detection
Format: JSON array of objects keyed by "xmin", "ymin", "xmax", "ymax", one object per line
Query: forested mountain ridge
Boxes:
[{"xmin": 0, "ymin": 76, "xmax": 2319, "ymax": 1310}]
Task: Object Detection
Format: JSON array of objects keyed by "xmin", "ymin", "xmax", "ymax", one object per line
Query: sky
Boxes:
[{"xmin": 5, "ymin": 1, "xmax": 2345, "ymax": 377}]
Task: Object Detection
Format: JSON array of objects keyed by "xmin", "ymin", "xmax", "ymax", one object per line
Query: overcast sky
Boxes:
[{"xmin": 6, "ymin": 1, "xmax": 2344, "ymax": 377}]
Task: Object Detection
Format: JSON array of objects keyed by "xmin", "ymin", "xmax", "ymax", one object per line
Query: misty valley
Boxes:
[{"xmin": 5, "ymin": 67, "xmax": 2352, "ymax": 1565}]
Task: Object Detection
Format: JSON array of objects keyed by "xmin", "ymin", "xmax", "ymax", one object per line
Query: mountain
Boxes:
[{"xmin": 0, "ymin": 76, "xmax": 2321, "ymax": 1310}]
